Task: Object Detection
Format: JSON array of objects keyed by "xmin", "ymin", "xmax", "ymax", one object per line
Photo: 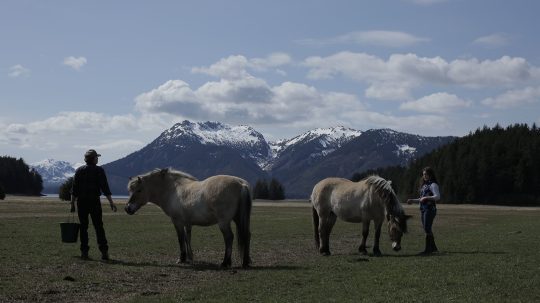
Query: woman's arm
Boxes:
[{"xmin": 420, "ymin": 183, "xmax": 441, "ymax": 203}]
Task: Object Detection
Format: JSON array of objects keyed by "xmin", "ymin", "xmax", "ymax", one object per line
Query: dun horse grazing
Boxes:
[
  {"xmin": 125, "ymin": 168, "xmax": 252, "ymax": 268},
  {"xmin": 311, "ymin": 175, "xmax": 411, "ymax": 256}
]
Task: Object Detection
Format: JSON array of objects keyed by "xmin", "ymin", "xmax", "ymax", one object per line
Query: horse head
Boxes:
[
  {"xmin": 125, "ymin": 176, "xmax": 149, "ymax": 215},
  {"xmin": 387, "ymin": 213, "xmax": 412, "ymax": 251}
]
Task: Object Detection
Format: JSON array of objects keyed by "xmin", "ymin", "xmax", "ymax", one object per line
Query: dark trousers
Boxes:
[
  {"xmin": 77, "ymin": 198, "xmax": 108, "ymax": 254},
  {"xmin": 420, "ymin": 203, "xmax": 437, "ymax": 234}
]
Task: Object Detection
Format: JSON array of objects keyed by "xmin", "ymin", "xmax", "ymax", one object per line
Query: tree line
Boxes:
[
  {"xmin": 0, "ymin": 156, "xmax": 43, "ymax": 196},
  {"xmin": 352, "ymin": 124, "xmax": 540, "ymax": 206},
  {"xmin": 253, "ymin": 178, "xmax": 285, "ymax": 200}
]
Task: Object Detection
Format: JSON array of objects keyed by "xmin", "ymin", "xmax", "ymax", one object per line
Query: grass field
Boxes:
[{"xmin": 1, "ymin": 196, "xmax": 539, "ymax": 302}]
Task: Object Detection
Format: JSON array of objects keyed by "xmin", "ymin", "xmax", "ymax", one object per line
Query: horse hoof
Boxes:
[
  {"xmin": 220, "ymin": 263, "xmax": 231, "ymax": 269},
  {"xmin": 359, "ymin": 249, "xmax": 368, "ymax": 255},
  {"xmin": 320, "ymin": 251, "xmax": 331, "ymax": 256},
  {"xmin": 373, "ymin": 251, "xmax": 382, "ymax": 257}
]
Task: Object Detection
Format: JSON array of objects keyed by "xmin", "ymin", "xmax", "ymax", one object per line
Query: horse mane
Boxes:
[
  {"xmin": 364, "ymin": 175, "xmax": 403, "ymax": 215},
  {"xmin": 128, "ymin": 168, "xmax": 198, "ymax": 190}
]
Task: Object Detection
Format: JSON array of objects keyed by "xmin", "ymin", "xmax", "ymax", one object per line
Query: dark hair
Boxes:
[{"xmin": 422, "ymin": 166, "xmax": 438, "ymax": 184}]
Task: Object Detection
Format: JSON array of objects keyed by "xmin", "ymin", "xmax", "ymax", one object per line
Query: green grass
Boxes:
[{"xmin": 1, "ymin": 197, "xmax": 539, "ymax": 302}]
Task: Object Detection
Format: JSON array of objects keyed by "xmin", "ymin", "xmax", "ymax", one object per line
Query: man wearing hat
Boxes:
[{"xmin": 70, "ymin": 149, "xmax": 117, "ymax": 260}]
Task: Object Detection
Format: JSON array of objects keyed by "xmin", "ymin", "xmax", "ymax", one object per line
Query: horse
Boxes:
[
  {"xmin": 311, "ymin": 175, "xmax": 411, "ymax": 256},
  {"xmin": 124, "ymin": 168, "xmax": 252, "ymax": 268}
]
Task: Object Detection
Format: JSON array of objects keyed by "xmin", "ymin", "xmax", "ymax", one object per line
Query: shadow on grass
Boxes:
[
  {"xmin": 382, "ymin": 250, "xmax": 507, "ymax": 258},
  {"xmin": 78, "ymin": 257, "xmax": 304, "ymax": 271}
]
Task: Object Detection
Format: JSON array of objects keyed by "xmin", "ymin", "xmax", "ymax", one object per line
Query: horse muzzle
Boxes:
[
  {"xmin": 125, "ymin": 204, "xmax": 137, "ymax": 215},
  {"xmin": 392, "ymin": 242, "xmax": 401, "ymax": 252}
]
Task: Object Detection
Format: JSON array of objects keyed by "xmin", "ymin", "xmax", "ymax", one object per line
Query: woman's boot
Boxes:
[
  {"xmin": 429, "ymin": 234, "xmax": 438, "ymax": 253},
  {"xmin": 419, "ymin": 235, "xmax": 432, "ymax": 255}
]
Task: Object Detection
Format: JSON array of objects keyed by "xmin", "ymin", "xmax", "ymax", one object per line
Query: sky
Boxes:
[{"xmin": 1, "ymin": 0, "xmax": 540, "ymax": 165}]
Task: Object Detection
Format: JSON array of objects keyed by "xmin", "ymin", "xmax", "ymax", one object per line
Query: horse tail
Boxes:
[
  {"xmin": 236, "ymin": 184, "xmax": 252, "ymax": 267},
  {"xmin": 312, "ymin": 204, "xmax": 320, "ymax": 249}
]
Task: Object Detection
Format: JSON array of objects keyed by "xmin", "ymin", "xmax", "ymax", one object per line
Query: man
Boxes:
[{"xmin": 70, "ymin": 149, "xmax": 117, "ymax": 260}]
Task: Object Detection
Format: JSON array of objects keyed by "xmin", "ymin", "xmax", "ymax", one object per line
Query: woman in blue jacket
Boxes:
[{"xmin": 407, "ymin": 166, "xmax": 440, "ymax": 255}]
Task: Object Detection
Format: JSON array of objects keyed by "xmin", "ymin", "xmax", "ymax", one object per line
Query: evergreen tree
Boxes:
[
  {"xmin": 268, "ymin": 178, "xmax": 285, "ymax": 200},
  {"xmin": 349, "ymin": 124, "xmax": 540, "ymax": 206},
  {"xmin": 0, "ymin": 183, "xmax": 5, "ymax": 200},
  {"xmin": 0, "ymin": 156, "xmax": 43, "ymax": 196},
  {"xmin": 253, "ymin": 179, "xmax": 269, "ymax": 199},
  {"xmin": 59, "ymin": 177, "xmax": 74, "ymax": 201}
]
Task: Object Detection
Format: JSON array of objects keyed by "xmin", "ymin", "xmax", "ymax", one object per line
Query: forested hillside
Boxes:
[
  {"xmin": 353, "ymin": 124, "xmax": 540, "ymax": 205},
  {"xmin": 0, "ymin": 156, "xmax": 43, "ymax": 196}
]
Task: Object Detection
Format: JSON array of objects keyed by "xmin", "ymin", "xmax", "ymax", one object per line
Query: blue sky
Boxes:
[{"xmin": 1, "ymin": 0, "xmax": 540, "ymax": 164}]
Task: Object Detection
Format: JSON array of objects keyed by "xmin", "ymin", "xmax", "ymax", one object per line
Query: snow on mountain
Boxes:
[
  {"xmin": 152, "ymin": 120, "xmax": 272, "ymax": 166},
  {"xmin": 270, "ymin": 126, "xmax": 362, "ymax": 158},
  {"xmin": 31, "ymin": 159, "xmax": 76, "ymax": 182},
  {"xmin": 31, "ymin": 159, "xmax": 77, "ymax": 193}
]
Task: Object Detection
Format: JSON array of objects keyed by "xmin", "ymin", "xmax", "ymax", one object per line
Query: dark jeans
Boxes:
[
  {"xmin": 420, "ymin": 203, "xmax": 437, "ymax": 234},
  {"xmin": 77, "ymin": 198, "xmax": 108, "ymax": 254}
]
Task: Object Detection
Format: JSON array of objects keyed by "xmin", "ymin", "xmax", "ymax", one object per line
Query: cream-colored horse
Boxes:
[
  {"xmin": 311, "ymin": 175, "xmax": 410, "ymax": 256},
  {"xmin": 125, "ymin": 168, "xmax": 252, "ymax": 268}
]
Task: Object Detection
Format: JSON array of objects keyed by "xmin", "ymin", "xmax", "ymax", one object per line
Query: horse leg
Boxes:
[
  {"xmin": 173, "ymin": 223, "xmax": 187, "ymax": 264},
  {"xmin": 319, "ymin": 212, "xmax": 337, "ymax": 256},
  {"xmin": 184, "ymin": 225, "xmax": 194, "ymax": 263},
  {"xmin": 373, "ymin": 221, "xmax": 383, "ymax": 257},
  {"xmin": 358, "ymin": 221, "xmax": 370, "ymax": 255},
  {"xmin": 218, "ymin": 222, "xmax": 234, "ymax": 268}
]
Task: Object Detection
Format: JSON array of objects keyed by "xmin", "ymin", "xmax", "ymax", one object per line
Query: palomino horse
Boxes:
[
  {"xmin": 125, "ymin": 168, "xmax": 252, "ymax": 268},
  {"xmin": 311, "ymin": 175, "xmax": 410, "ymax": 256}
]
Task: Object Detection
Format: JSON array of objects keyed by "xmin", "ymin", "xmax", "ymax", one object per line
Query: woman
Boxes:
[{"xmin": 407, "ymin": 167, "xmax": 440, "ymax": 255}]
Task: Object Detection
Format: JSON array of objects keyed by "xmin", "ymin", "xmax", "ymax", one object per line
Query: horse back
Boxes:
[
  {"xmin": 311, "ymin": 177, "xmax": 380, "ymax": 222},
  {"xmin": 193, "ymin": 175, "xmax": 249, "ymax": 221}
]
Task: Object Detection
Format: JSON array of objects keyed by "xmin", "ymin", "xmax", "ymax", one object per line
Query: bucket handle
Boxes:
[{"xmin": 67, "ymin": 211, "xmax": 78, "ymax": 223}]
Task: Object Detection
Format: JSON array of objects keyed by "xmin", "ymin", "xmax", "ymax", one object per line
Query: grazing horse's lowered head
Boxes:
[{"xmin": 387, "ymin": 212, "xmax": 411, "ymax": 252}]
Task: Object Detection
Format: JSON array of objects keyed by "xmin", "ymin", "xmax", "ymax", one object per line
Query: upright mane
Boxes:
[
  {"xmin": 164, "ymin": 168, "xmax": 198, "ymax": 181},
  {"xmin": 128, "ymin": 168, "xmax": 198, "ymax": 191},
  {"xmin": 364, "ymin": 175, "xmax": 403, "ymax": 215}
]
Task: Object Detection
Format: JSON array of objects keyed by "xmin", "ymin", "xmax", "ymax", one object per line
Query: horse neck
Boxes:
[
  {"xmin": 384, "ymin": 193, "xmax": 402, "ymax": 216},
  {"xmin": 145, "ymin": 175, "xmax": 177, "ymax": 208}
]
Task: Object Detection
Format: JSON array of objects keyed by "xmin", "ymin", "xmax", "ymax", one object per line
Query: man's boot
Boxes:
[{"xmin": 81, "ymin": 251, "xmax": 90, "ymax": 260}]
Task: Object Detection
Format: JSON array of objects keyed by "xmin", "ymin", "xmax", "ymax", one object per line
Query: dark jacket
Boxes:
[{"xmin": 71, "ymin": 164, "xmax": 112, "ymax": 199}]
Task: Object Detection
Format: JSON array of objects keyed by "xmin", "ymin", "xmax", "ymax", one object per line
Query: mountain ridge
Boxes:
[{"xmin": 36, "ymin": 120, "xmax": 455, "ymax": 197}]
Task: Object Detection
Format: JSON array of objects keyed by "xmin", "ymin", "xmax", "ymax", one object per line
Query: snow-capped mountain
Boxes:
[
  {"xmin": 153, "ymin": 121, "xmax": 272, "ymax": 167},
  {"xmin": 268, "ymin": 126, "xmax": 362, "ymax": 166},
  {"xmin": 97, "ymin": 120, "xmax": 455, "ymax": 197},
  {"xmin": 31, "ymin": 159, "xmax": 78, "ymax": 193}
]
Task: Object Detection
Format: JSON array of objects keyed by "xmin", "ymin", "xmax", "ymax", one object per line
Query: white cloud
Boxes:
[
  {"xmin": 63, "ymin": 56, "xmax": 87, "ymax": 70},
  {"xmin": 192, "ymin": 53, "xmax": 292, "ymax": 80},
  {"xmin": 2, "ymin": 112, "xmax": 138, "ymax": 136},
  {"xmin": 74, "ymin": 139, "xmax": 144, "ymax": 152},
  {"xmin": 298, "ymin": 30, "xmax": 428, "ymax": 48},
  {"xmin": 473, "ymin": 33, "xmax": 509, "ymax": 48},
  {"xmin": 304, "ymin": 52, "xmax": 538, "ymax": 100},
  {"xmin": 8, "ymin": 64, "xmax": 30, "ymax": 78},
  {"xmin": 135, "ymin": 76, "xmax": 365, "ymax": 126},
  {"xmin": 400, "ymin": 92, "xmax": 472, "ymax": 113},
  {"xmin": 481, "ymin": 86, "xmax": 540, "ymax": 109}
]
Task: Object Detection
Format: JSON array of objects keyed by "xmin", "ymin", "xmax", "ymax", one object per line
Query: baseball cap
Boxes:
[{"xmin": 84, "ymin": 149, "xmax": 101, "ymax": 158}]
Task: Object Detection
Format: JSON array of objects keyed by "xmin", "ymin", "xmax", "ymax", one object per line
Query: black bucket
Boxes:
[{"xmin": 60, "ymin": 222, "xmax": 80, "ymax": 243}]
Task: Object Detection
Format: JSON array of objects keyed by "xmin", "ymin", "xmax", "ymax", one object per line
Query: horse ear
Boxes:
[{"xmin": 137, "ymin": 176, "xmax": 141, "ymax": 182}]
